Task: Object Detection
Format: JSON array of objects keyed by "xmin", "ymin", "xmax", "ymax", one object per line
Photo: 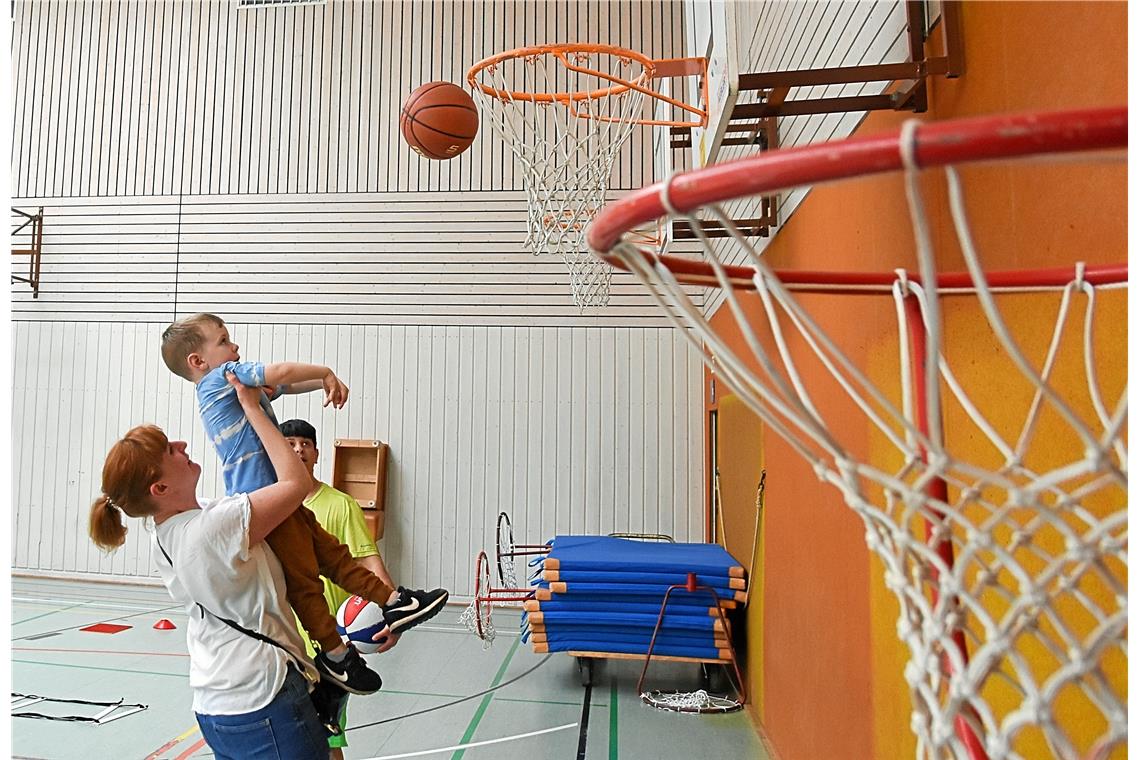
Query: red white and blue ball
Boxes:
[{"xmin": 336, "ymin": 595, "xmax": 388, "ymax": 654}]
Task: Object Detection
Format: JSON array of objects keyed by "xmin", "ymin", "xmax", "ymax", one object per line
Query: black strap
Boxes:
[
  {"xmin": 155, "ymin": 530, "xmax": 344, "ymax": 738},
  {"xmin": 154, "ymin": 532, "xmax": 307, "ymax": 671}
]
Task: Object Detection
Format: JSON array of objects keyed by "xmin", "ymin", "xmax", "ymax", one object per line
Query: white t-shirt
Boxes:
[{"xmin": 153, "ymin": 493, "xmax": 319, "ymax": 715}]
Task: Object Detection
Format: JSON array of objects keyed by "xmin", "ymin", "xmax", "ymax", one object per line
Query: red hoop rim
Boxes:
[
  {"xmin": 612, "ymin": 253, "xmax": 1128, "ymax": 294},
  {"xmin": 473, "ymin": 550, "xmax": 491, "ymax": 639},
  {"xmin": 587, "ymin": 107, "xmax": 1127, "ymax": 257}
]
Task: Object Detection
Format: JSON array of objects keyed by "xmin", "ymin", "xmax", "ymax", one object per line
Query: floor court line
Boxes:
[
  {"xmin": 576, "ymin": 679, "xmax": 593, "ymax": 759},
  {"xmin": 13, "ymin": 595, "xmax": 178, "ymax": 611},
  {"xmin": 352, "ymin": 691, "xmax": 605, "ymax": 710},
  {"xmin": 12, "ymin": 584, "xmax": 170, "ymax": 603},
  {"xmin": 12, "ymin": 603, "xmax": 186, "ymax": 641},
  {"xmin": 12, "ymin": 658, "xmax": 188, "ymax": 679},
  {"xmin": 12, "ymin": 647, "xmax": 190, "ymax": 658},
  {"xmin": 608, "ymin": 682, "xmax": 619, "ymax": 760},
  {"xmin": 12, "ymin": 600, "xmax": 110, "ymax": 626},
  {"xmin": 144, "ymin": 725, "xmax": 202, "ymax": 760},
  {"xmin": 362, "ymin": 722, "xmax": 579, "ymax": 760},
  {"xmin": 173, "ymin": 737, "xmax": 208, "ymax": 760},
  {"xmin": 449, "ymin": 635, "xmax": 521, "ymax": 760},
  {"xmin": 13, "ymin": 655, "xmax": 592, "ymax": 713}
]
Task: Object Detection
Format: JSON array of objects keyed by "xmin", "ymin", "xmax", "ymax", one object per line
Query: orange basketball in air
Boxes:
[{"xmin": 400, "ymin": 81, "xmax": 479, "ymax": 160}]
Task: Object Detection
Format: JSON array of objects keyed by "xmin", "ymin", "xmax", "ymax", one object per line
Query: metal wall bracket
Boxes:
[
  {"xmin": 672, "ymin": 117, "xmax": 780, "ymax": 239},
  {"xmin": 730, "ymin": 1, "xmax": 962, "ymax": 123},
  {"xmin": 667, "ymin": 2, "xmax": 963, "ymax": 241},
  {"xmin": 12, "ymin": 206, "xmax": 44, "ymax": 298}
]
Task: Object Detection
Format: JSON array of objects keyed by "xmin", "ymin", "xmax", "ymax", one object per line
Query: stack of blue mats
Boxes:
[{"xmin": 522, "ymin": 535, "xmax": 746, "ymax": 661}]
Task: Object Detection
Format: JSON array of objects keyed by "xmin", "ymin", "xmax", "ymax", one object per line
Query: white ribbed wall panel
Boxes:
[
  {"xmin": 10, "ymin": 193, "xmax": 705, "ymax": 323},
  {"xmin": 12, "ymin": 321, "xmax": 705, "ymax": 591},
  {"xmin": 11, "ymin": 0, "xmax": 685, "ymax": 197}
]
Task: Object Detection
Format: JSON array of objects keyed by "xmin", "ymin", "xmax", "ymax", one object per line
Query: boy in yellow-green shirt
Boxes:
[{"xmin": 281, "ymin": 418, "xmax": 400, "ymax": 758}]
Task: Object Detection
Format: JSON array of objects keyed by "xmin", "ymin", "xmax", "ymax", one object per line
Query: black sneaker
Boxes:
[
  {"xmin": 314, "ymin": 644, "xmax": 382, "ymax": 695},
  {"xmin": 382, "ymin": 586, "xmax": 449, "ymax": 633}
]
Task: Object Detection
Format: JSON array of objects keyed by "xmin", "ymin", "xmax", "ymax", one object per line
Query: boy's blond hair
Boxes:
[{"xmin": 161, "ymin": 313, "xmax": 225, "ymax": 381}]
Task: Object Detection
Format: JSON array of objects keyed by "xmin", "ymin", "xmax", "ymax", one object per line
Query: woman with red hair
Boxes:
[{"xmin": 89, "ymin": 373, "xmax": 350, "ymax": 760}]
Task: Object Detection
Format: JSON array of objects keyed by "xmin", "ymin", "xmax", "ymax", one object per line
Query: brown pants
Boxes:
[{"xmin": 264, "ymin": 506, "xmax": 394, "ymax": 654}]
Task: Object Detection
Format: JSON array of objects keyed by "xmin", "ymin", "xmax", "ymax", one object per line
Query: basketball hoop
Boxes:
[
  {"xmin": 468, "ymin": 44, "xmax": 706, "ymax": 308},
  {"xmin": 459, "ymin": 550, "xmax": 535, "ymax": 649},
  {"xmin": 495, "ymin": 512, "xmax": 551, "ymax": 589},
  {"xmin": 637, "ymin": 572, "xmax": 747, "ymax": 714},
  {"xmin": 589, "ymin": 108, "xmax": 1127, "ymax": 759}
]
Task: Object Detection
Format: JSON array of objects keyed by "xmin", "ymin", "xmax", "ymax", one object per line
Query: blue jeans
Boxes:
[{"xmin": 196, "ymin": 667, "xmax": 329, "ymax": 760}]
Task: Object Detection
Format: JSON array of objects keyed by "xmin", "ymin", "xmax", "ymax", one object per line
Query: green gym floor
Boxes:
[{"xmin": 11, "ymin": 577, "xmax": 770, "ymax": 759}]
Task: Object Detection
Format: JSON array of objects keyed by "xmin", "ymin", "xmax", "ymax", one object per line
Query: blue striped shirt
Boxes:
[{"xmin": 196, "ymin": 361, "xmax": 285, "ymax": 496}]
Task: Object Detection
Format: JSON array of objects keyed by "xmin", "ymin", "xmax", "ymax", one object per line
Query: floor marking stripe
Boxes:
[
  {"xmin": 410, "ymin": 624, "xmax": 520, "ymax": 636},
  {"xmin": 12, "ymin": 600, "xmax": 97, "ymax": 625},
  {"xmin": 13, "ymin": 596, "xmax": 180, "ymax": 613},
  {"xmin": 576, "ymin": 680, "xmax": 593, "ymax": 759},
  {"xmin": 12, "ymin": 659, "xmax": 186, "ymax": 678},
  {"xmin": 144, "ymin": 725, "xmax": 201, "ymax": 759},
  {"xmin": 12, "ymin": 601, "xmax": 186, "ymax": 642},
  {"xmin": 360, "ymin": 722, "xmax": 578, "ymax": 760},
  {"xmin": 496, "ymin": 695, "xmax": 608, "ymax": 708},
  {"xmin": 12, "ymin": 647, "xmax": 189, "ymax": 658},
  {"xmin": 450, "ymin": 635, "xmax": 521, "ymax": 760},
  {"xmin": 173, "ymin": 737, "xmax": 207, "ymax": 760},
  {"xmin": 609, "ymin": 682, "xmax": 619, "ymax": 760}
]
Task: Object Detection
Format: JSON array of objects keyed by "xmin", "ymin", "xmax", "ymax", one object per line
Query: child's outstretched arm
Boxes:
[{"xmin": 262, "ymin": 362, "xmax": 349, "ymax": 408}]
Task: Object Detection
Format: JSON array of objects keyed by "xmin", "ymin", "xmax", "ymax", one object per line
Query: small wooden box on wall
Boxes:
[{"xmin": 331, "ymin": 439, "xmax": 388, "ymax": 540}]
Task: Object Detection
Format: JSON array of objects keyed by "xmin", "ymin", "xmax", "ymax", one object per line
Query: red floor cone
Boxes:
[{"xmin": 153, "ymin": 618, "xmax": 177, "ymax": 630}]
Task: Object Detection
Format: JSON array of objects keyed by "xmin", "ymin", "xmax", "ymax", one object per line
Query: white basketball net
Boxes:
[
  {"xmin": 641, "ymin": 689, "xmax": 742, "ymax": 714},
  {"xmin": 601, "ymin": 123, "xmax": 1127, "ymax": 759},
  {"xmin": 470, "ymin": 48, "xmax": 652, "ymax": 308},
  {"xmin": 499, "ymin": 555, "xmax": 520, "ymax": 591},
  {"xmin": 458, "ymin": 596, "xmax": 495, "ymax": 650},
  {"xmin": 496, "ymin": 517, "xmax": 522, "ymax": 590}
]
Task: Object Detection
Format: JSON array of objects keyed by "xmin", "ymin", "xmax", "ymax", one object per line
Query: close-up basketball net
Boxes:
[{"xmin": 589, "ymin": 108, "xmax": 1127, "ymax": 760}]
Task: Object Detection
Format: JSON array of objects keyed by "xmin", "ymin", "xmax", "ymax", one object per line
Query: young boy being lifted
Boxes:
[{"xmin": 161, "ymin": 313, "xmax": 448, "ymax": 694}]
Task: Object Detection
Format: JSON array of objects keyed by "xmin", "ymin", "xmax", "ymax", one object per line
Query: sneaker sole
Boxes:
[
  {"xmin": 387, "ymin": 591, "xmax": 450, "ymax": 633},
  {"xmin": 316, "ymin": 669, "xmax": 382, "ymax": 696}
]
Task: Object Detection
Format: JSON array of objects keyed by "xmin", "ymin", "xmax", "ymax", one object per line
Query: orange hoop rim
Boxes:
[
  {"xmin": 467, "ymin": 43, "xmax": 707, "ymax": 128},
  {"xmin": 467, "ymin": 43, "xmax": 655, "ymax": 104}
]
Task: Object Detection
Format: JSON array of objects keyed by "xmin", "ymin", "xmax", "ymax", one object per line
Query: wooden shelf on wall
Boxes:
[{"xmin": 331, "ymin": 439, "xmax": 388, "ymax": 540}]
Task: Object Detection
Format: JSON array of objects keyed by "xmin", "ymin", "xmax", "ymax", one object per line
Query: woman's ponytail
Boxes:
[
  {"xmin": 87, "ymin": 425, "xmax": 169, "ymax": 552},
  {"xmin": 89, "ymin": 495, "xmax": 128, "ymax": 551}
]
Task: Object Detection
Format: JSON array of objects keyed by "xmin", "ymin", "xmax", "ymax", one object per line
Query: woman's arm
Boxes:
[{"xmin": 226, "ymin": 373, "xmax": 311, "ymax": 544}]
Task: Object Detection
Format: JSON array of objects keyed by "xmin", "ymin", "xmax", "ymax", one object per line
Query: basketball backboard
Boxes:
[
  {"xmin": 652, "ymin": 77, "xmax": 676, "ymax": 254},
  {"xmin": 686, "ymin": 0, "xmax": 739, "ymax": 167}
]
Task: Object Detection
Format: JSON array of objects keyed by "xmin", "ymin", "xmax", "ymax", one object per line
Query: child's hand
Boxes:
[
  {"xmin": 322, "ymin": 371, "xmax": 350, "ymax": 409},
  {"xmin": 226, "ymin": 372, "xmax": 263, "ymax": 409}
]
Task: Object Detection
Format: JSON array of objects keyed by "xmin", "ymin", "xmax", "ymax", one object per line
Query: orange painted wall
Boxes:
[{"xmin": 706, "ymin": 4, "xmax": 1128, "ymax": 759}]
